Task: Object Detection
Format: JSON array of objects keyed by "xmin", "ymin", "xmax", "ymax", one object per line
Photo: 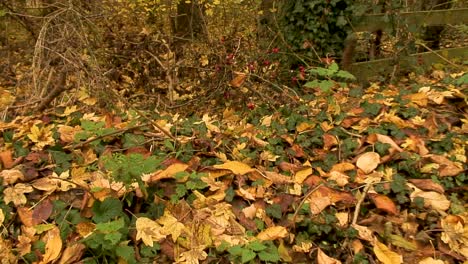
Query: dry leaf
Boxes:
[
  {"xmin": 213, "ymin": 161, "xmax": 254, "ymax": 175},
  {"xmin": 229, "ymin": 72, "xmax": 247, "ymax": 88},
  {"xmin": 3, "ymin": 183, "xmax": 34, "ymax": 206},
  {"xmin": 407, "ymin": 183, "xmax": 450, "ymax": 212},
  {"xmin": 373, "ymin": 239, "xmax": 403, "ymax": 264},
  {"xmin": 368, "ymin": 192, "xmax": 398, "ymax": 215},
  {"xmin": 136, "ymin": 217, "xmax": 166, "ymax": 247},
  {"xmin": 257, "ymin": 226, "xmax": 288, "ymax": 241},
  {"xmin": 0, "ymin": 169, "xmax": 25, "ymax": 185},
  {"xmin": 356, "ymin": 152, "xmax": 380, "ymax": 174},
  {"xmin": 58, "ymin": 243, "xmax": 86, "ymax": 264},
  {"xmin": 317, "ymin": 248, "xmax": 342, "ymax": 264},
  {"xmin": 149, "ymin": 163, "xmax": 189, "ymax": 182},
  {"xmin": 0, "ymin": 151, "xmax": 14, "ymax": 169},
  {"xmin": 40, "ymin": 226, "xmax": 62, "ymax": 264}
]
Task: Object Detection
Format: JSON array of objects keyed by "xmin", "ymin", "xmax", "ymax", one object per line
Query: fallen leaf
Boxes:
[
  {"xmin": 373, "ymin": 239, "xmax": 403, "ymax": 264},
  {"xmin": 257, "ymin": 226, "xmax": 288, "ymax": 241},
  {"xmin": 294, "ymin": 167, "xmax": 313, "ymax": 184},
  {"xmin": 213, "ymin": 161, "xmax": 254, "ymax": 175},
  {"xmin": 157, "ymin": 211, "xmax": 186, "ymax": 242},
  {"xmin": 368, "ymin": 192, "xmax": 398, "ymax": 215},
  {"xmin": 427, "ymin": 154, "xmax": 464, "ymax": 177},
  {"xmin": 32, "ymin": 199, "xmax": 53, "ymax": 225},
  {"xmin": 356, "ymin": 152, "xmax": 380, "ymax": 174},
  {"xmin": 317, "ymin": 248, "xmax": 342, "ymax": 264},
  {"xmin": 148, "ymin": 163, "xmax": 189, "ymax": 182},
  {"xmin": 230, "ymin": 72, "xmax": 247, "ymax": 88},
  {"xmin": 407, "ymin": 183, "xmax": 450, "ymax": 212},
  {"xmin": 136, "ymin": 217, "xmax": 165, "ymax": 247},
  {"xmin": 408, "ymin": 179, "xmax": 444, "ymax": 194},
  {"xmin": 418, "ymin": 257, "xmax": 445, "ymax": 264},
  {"xmin": 0, "ymin": 151, "xmax": 14, "ymax": 169},
  {"xmin": 3, "ymin": 183, "xmax": 34, "ymax": 206},
  {"xmin": 0, "ymin": 169, "xmax": 25, "ymax": 185},
  {"xmin": 40, "ymin": 226, "xmax": 62, "ymax": 264},
  {"xmin": 58, "ymin": 243, "xmax": 86, "ymax": 264}
]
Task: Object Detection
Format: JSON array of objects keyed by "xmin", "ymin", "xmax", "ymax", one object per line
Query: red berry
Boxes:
[
  {"xmin": 247, "ymin": 102, "xmax": 255, "ymax": 110},
  {"xmin": 271, "ymin": 47, "xmax": 279, "ymax": 53}
]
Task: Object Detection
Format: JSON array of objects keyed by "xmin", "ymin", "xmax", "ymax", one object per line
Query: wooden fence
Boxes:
[{"xmin": 348, "ymin": 8, "xmax": 468, "ymax": 80}]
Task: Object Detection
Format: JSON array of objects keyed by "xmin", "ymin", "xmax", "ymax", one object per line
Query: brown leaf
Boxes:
[
  {"xmin": 408, "ymin": 179, "xmax": 444, "ymax": 194},
  {"xmin": 76, "ymin": 222, "xmax": 96, "ymax": 238},
  {"xmin": 17, "ymin": 207, "xmax": 34, "ymax": 227},
  {"xmin": 229, "ymin": 72, "xmax": 247, "ymax": 88},
  {"xmin": 368, "ymin": 193, "xmax": 398, "ymax": 215},
  {"xmin": 58, "ymin": 243, "xmax": 85, "ymax": 264},
  {"xmin": 323, "ymin": 133, "xmax": 338, "ymax": 150},
  {"xmin": 32, "ymin": 199, "xmax": 53, "ymax": 225},
  {"xmin": 427, "ymin": 154, "xmax": 464, "ymax": 177}
]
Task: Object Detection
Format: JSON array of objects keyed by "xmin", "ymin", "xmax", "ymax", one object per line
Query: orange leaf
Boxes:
[
  {"xmin": 0, "ymin": 151, "xmax": 14, "ymax": 169},
  {"xmin": 368, "ymin": 193, "xmax": 398, "ymax": 215}
]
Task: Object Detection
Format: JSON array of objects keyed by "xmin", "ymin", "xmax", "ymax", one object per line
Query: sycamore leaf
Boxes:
[
  {"xmin": 176, "ymin": 246, "xmax": 208, "ymax": 264},
  {"xmin": 0, "ymin": 169, "xmax": 25, "ymax": 185},
  {"xmin": 136, "ymin": 217, "xmax": 165, "ymax": 247},
  {"xmin": 3, "ymin": 183, "xmax": 34, "ymax": 206},
  {"xmin": 157, "ymin": 211, "xmax": 186, "ymax": 242},
  {"xmin": 356, "ymin": 152, "xmax": 380, "ymax": 174},
  {"xmin": 213, "ymin": 161, "xmax": 254, "ymax": 175},
  {"xmin": 373, "ymin": 240, "xmax": 402, "ymax": 264}
]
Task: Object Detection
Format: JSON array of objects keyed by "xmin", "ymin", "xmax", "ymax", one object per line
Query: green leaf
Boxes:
[
  {"xmin": 248, "ymin": 241, "xmax": 267, "ymax": 252},
  {"xmin": 123, "ymin": 133, "xmax": 145, "ymax": 148},
  {"xmin": 96, "ymin": 218, "xmax": 125, "ymax": 232},
  {"xmin": 104, "ymin": 232, "xmax": 122, "ymax": 245},
  {"xmin": 266, "ymin": 204, "xmax": 282, "ymax": 219},
  {"xmin": 116, "ymin": 244, "xmax": 136, "ymax": 263},
  {"xmin": 241, "ymin": 249, "xmax": 256, "ymax": 263},
  {"xmin": 258, "ymin": 247, "xmax": 280, "ymax": 262},
  {"xmin": 92, "ymin": 198, "xmax": 123, "ymax": 223},
  {"xmin": 228, "ymin": 245, "xmax": 244, "ymax": 256}
]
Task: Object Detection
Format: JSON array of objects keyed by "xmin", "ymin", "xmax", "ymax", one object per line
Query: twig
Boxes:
[
  {"xmin": 292, "ymin": 183, "xmax": 323, "ymax": 229},
  {"xmin": 64, "ymin": 123, "xmax": 149, "ymax": 150},
  {"xmin": 417, "ymin": 42, "xmax": 463, "ymax": 68},
  {"xmin": 351, "ymin": 182, "xmax": 373, "ymax": 225}
]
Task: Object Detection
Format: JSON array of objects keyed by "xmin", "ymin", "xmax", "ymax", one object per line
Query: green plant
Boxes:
[
  {"xmin": 304, "ymin": 63, "xmax": 356, "ymax": 93},
  {"xmin": 226, "ymin": 240, "xmax": 280, "ymax": 263}
]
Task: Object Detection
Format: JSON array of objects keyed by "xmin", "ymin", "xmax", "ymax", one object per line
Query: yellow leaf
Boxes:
[
  {"xmin": 157, "ymin": 211, "xmax": 186, "ymax": 242},
  {"xmin": 136, "ymin": 217, "xmax": 165, "ymax": 247},
  {"xmin": 0, "ymin": 169, "xmax": 25, "ymax": 185},
  {"xmin": 317, "ymin": 248, "xmax": 342, "ymax": 264},
  {"xmin": 373, "ymin": 240, "xmax": 403, "ymax": 264},
  {"xmin": 278, "ymin": 240, "xmax": 292, "ymax": 262},
  {"xmin": 213, "ymin": 161, "xmax": 253, "ymax": 175},
  {"xmin": 356, "ymin": 152, "xmax": 380, "ymax": 174},
  {"xmin": 3, "ymin": 183, "xmax": 34, "ymax": 206},
  {"xmin": 257, "ymin": 226, "xmax": 288, "ymax": 241},
  {"xmin": 418, "ymin": 257, "xmax": 445, "ymax": 264},
  {"xmin": 0, "ymin": 209, "xmax": 4, "ymax": 225},
  {"xmin": 294, "ymin": 167, "xmax": 312, "ymax": 184},
  {"xmin": 40, "ymin": 227, "xmax": 62, "ymax": 264}
]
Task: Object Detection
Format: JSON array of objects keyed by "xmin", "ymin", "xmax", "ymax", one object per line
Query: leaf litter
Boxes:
[{"xmin": 0, "ymin": 70, "xmax": 467, "ymax": 263}]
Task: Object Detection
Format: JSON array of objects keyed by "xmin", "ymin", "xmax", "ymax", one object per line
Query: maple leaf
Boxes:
[
  {"xmin": 440, "ymin": 213, "xmax": 468, "ymax": 258},
  {"xmin": 176, "ymin": 246, "xmax": 208, "ymax": 264},
  {"xmin": 0, "ymin": 169, "xmax": 25, "ymax": 185},
  {"xmin": 157, "ymin": 211, "xmax": 186, "ymax": 242},
  {"xmin": 27, "ymin": 123, "xmax": 55, "ymax": 150},
  {"xmin": 3, "ymin": 183, "xmax": 34, "ymax": 206},
  {"xmin": 135, "ymin": 217, "xmax": 165, "ymax": 247}
]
